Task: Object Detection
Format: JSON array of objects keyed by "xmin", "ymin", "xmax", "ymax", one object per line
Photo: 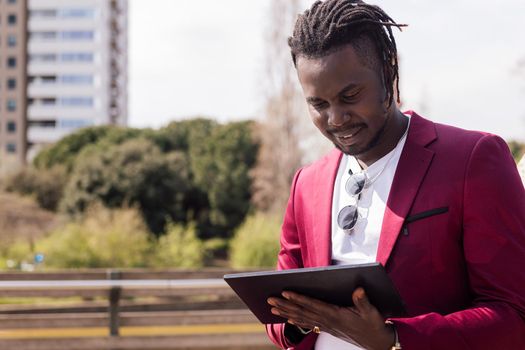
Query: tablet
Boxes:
[{"xmin": 224, "ymin": 263, "xmax": 406, "ymax": 324}]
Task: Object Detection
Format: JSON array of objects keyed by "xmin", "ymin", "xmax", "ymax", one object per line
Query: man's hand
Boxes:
[{"xmin": 267, "ymin": 288, "xmax": 395, "ymax": 350}]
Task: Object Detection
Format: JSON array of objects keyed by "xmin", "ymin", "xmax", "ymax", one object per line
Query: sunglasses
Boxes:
[{"xmin": 337, "ymin": 170, "xmax": 368, "ymax": 232}]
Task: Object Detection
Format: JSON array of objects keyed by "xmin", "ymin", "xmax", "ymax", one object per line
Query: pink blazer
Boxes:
[{"xmin": 266, "ymin": 112, "xmax": 525, "ymax": 349}]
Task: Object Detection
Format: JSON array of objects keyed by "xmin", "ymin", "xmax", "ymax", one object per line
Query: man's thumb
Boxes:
[{"xmin": 352, "ymin": 287, "xmax": 372, "ymax": 313}]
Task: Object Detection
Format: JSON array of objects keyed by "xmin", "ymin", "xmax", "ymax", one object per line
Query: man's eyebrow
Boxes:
[
  {"xmin": 305, "ymin": 83, "xmax": 361, "ymax": 103},
  {"xmin": 339, "ymin": 83, "xmax": 360, "ymax": 95},
  {"xmin": 306, "ymin": 96, "xmax": 323, "ymax": 104}
]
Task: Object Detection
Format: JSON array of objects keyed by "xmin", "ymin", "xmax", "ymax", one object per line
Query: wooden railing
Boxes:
[{"xmin": 0, "ymin": 269, "xmax": 275, "ymax": 350}]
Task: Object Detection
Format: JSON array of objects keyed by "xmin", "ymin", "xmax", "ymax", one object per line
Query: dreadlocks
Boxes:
[{"xmin": 288, "ymin": 0, "xmax": 406, "ymax": 108}]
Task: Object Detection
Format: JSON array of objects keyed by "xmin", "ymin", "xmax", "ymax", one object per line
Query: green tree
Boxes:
[
  {"xmin": 153, "ymin": 118, "xmax": 219, "ymax": 231},
  {"xmin": 33, "ymin": 126, "xmax": 146, "ymax": 171},
  {"xmin": 60, "ymin": 138, "xmax": 190, "ymax": 235},
  {"xmin": 191, "ymin": 121, "xmax": 259, "ymax": 238},
  {"xmin": 152, "ymin": 118, "xmax": 218, "ymax": 153},
  {"xmin": 4, "ymin": 165, "xmax": 67, "ymax": 211}
]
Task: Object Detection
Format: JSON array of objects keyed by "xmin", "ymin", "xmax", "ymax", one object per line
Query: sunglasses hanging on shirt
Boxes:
[
  {"xmin": 337, "ymin": 123, "xmax": 410, "ymax": 234},
  {"xmin": 337, "ymin": 170, "xmax": 368, "ymax": 233}
]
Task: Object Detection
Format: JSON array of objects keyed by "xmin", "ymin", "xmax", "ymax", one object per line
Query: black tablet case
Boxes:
[{"xmin": 224, "ymin": 263, "xmax": 406, "ymax": 324}]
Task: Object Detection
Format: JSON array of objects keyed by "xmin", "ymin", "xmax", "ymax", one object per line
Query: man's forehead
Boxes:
[{"xmin": 297, "ymin": 46, "xmax": 372, "ymax": 87}]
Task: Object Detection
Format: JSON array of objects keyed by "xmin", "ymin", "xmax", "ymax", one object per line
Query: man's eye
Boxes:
[
  {"xmin": 342, "ymin": 92, "xmax": 360, "ymax": 102},
  {"xmin": 310, "ymin": 101, "xmax": 328, "ymax": 110}
]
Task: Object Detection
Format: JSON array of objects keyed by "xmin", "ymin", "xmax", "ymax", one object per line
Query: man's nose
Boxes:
[{"xmin": 327, "ymin": 107, "xmax": 351, "ymax": 127}]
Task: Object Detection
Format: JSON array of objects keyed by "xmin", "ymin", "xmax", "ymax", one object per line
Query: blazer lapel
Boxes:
[
  {"xmin": 313, "ymin": 149, "xmax": 343, "ymax": 267},
  {"xmin": 376, "ymin": 112, "xmax": 437, "ymax": 266}
]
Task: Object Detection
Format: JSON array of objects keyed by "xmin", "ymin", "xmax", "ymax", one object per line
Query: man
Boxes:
[{"xmin": 265, "ymin": 0, "xmax": 525, "ymax": 349}]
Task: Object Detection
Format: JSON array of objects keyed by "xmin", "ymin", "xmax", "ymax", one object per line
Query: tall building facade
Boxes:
[
  {"xmin": 0, "ymin": 0, "xmax": 28, "ymax": 173},
  {"xmin": 0, "ymin": 0, "xmax": 127, "ymax": 165}
]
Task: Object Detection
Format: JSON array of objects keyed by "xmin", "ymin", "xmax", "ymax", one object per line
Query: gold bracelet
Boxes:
[{"xmin": 385, "ymin": 320, "xmax": 402, "ymax": 350}]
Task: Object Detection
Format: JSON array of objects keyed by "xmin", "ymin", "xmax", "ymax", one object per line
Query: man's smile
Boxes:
[{"xmin": 333, "ymin": 126, "xmax": 365, "ymax": 146}]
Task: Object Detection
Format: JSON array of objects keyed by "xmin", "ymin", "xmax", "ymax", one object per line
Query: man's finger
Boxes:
[
  {"xmin": 271, "ymin": 302, "xmax": 321, "ymax": 325},
  {"xmin": 282, "ymin": 291, "xmax": 332, "ymax": 313},
  {"xmin": 352, "ymin": 287, "xmax": 373, "ymax": 314}
]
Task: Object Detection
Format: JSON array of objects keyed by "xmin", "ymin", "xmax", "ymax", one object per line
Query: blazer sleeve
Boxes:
[
  {"xmin": 265, "ymin": 168, "xmax": 318, "ymax": 350},
  {"xmin": 389, "ymin": 135, "xmax": 525, "ymax": 349}
]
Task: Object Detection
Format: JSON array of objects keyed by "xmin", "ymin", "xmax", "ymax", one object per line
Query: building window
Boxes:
[
  {"xmin": 60, "ymin": 97, "xmax": 94, "ymax": 107},
  {"xmin": 7, "ymin": 121, "xmax": 16, "ymax": 133},
  {"xmin": 8, "ymin": 0, "xmax": 18, "ymax": 4},
  {"xmin": 28, "ymin": 120, "xmax": 56, "ymax": 128},
  {"xmin": 60, "ymin": 52, "xmax": 94, "ymax": 62},
  {"xmin": 7, "ymin": 14, "xmax": 17, "ymax": 25},
  {"xmin": 7, "ymin": 35, "xmax": 17, "ymax": 47},
  {"xmin": 29, "ymin": 9, "xmax": 57, "ymax": 18},
  {"xmin": 41, "ymin": 98, "xmax": 57, "ymax": 106},
  {"xmin": 7, "ymin": 99, "xmax": 16, "ymax": 111},
  {"xmin": 58, "ymin": 119, "xmax": 93, "ymax": 129},
  {"xmin": 30, "ymin": 31, "xmax": 57, "ymax": 40},
  {"xmin": 60, "ymin": 31, "xmax": 94, "ymax": 40},
  {"xmin": 60, "ymin": 75, "xmax": 94, "ymax": 85},
  {"xmin": 59, "ymin": 8, "xmax": 95, "ymax": 18},
  {"xmin": 30, "ymin": 53, "xmax": 57, "ymax": 62},
  {"xmin": 7, "ymin": 78, "xmax": 16, "ymax": 89},
  {"xmin": 29, "ymin": 75, "xmax": 57, "ymax": 85},
  {"xmin": 7, "ymin": 57, "xmax": 17, "ymax": 68},
  {"xmin": 6, "ymin": 143, "xmax": 17, "ymax": 154}
]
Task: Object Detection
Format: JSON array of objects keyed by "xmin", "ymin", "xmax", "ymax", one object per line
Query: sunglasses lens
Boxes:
[
  {"xmin": 337, "ymin": 205, "xmax": 358, "ymax": 230},
  {"xmin": 345, "ymin": 172, "xmax": 367, "ymax": 196}
]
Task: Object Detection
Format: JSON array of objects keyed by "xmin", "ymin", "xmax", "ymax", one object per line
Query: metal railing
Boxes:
[{"xmin": 0, "ymin": 269, "xmax": 273, "ymax": 350}]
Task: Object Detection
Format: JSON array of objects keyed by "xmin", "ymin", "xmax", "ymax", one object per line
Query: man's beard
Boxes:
[{"xmin": 335, "ymin": 115, "xmax": 389, "ymax": 156}]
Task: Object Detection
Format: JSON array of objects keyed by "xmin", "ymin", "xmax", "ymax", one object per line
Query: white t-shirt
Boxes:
[{"xmin": 315, "ymin": 121, "xmax": 409, "ymax": 350}]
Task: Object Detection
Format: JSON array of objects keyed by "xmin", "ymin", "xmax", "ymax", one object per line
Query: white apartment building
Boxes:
[{"xmin": 26, "ymin": 0, "xmax": 127, "ymax": 159}]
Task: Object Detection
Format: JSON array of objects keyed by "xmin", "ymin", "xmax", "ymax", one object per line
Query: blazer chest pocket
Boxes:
[{"xmin": 402, "ymin": 207, "xmax": 449, "ymax": 236}]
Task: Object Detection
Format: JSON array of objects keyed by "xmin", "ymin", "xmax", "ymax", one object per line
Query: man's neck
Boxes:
[{"xmin": 356, "ymin": 110, "xmax": 409, "ymax": 168}]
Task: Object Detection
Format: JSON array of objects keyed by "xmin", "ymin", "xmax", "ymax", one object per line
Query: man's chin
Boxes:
[{"xmin": 334, "ymin": 142, "xmax": 368, "ymax": 156}]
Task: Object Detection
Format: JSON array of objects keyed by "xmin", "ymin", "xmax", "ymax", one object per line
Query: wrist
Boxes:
[
  {"xmin": 284, "ymin": 322, "xmax": 309, "ymax": 344},
  {"xmin": 384, "ymin": 320, "xmax": 402, "ymax": 350}
]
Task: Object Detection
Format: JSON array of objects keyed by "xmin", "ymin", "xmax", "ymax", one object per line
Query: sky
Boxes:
[{"xmin": 129, "ymin": 0, "xmax": 525, "ymax": 141}]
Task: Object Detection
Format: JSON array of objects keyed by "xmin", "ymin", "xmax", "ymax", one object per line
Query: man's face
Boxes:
[{"xmin": 296, "ymin": 45, "xmax": 392, "ymax": 158}]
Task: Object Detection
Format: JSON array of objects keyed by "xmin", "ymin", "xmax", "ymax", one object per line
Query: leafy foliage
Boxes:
[
  {"xmin": 4, "ymin": 166, "xmax": 67, "ymax": 211},
  {"xmin": 60, "ymin": 138, "xmax": 190, "ymax": 234},
  {"xmin": 33, "ymin": 126, "xmax": 140, "ymax": 171},
  {"xmin": 151, "ymin": 222, "xmax": 205, "ymax": 268},
  {"xmin": 229, "ymin": 212, "xmax": 282, "ymax": 268},
  {"xmin": 15, "ymin": 117, "xmax": 259, "ymax": 240},
  {"xmin": 35, "ymin": 206, "xmax": 152, "ymax": 268},
  {"xmin": 1, "ymin": 206, "xmax": 208, "ymax": 269},
  {"xmin": 507, "ymin": 140, "xmax": 525, "ymax": 162},
  {"xmin": 191, "ymin": 121, "xmax": 259, "ymax": 238}
]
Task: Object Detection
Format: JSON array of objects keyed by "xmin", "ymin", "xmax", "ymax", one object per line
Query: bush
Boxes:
[
  {"xmin": 0, "ymin": 240, "xmax": 34, "ymax": 270},
  {"xmin": 4, "ymin": 166, "xmax": 66, "ymax": 211},
  {"xmin": 229, "ymin": 212, "xmax": 281, "ymax": 268},
  {"xmin": 36, "ymin": 205, "xmax": 152, "ymax": 268},
  {"xmin": 152, "ymin": 222, "xmax": 204, "ymax": 268},
  {"xmin": 507, "ymin": 140, "xmax": 525, "ymax": 162},
  {"xmin": 203, "ymin": 237, "xmax": 230, "ymax": 262},
  {"xmin": 33, "ymin": 126, "xmax": 146, "ymax": 171},
  {"xmin": 60, "ymin": 138, "xmax": 190, "ymax": 234}
]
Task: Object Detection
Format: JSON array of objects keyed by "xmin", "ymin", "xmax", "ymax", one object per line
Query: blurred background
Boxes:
[{"xmin": 0, "ymin": 0, "xmax": 523, "ymax": 349}]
